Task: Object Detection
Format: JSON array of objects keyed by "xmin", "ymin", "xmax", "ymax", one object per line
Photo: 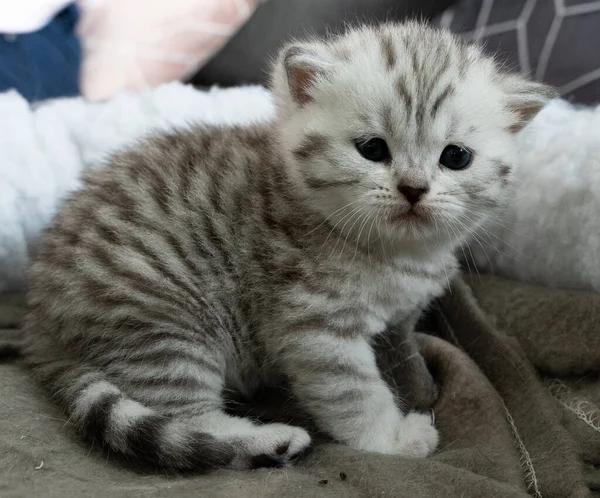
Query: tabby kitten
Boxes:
[{"xmin": 22, "ymin": 22, "xmax": 554, "ymax": 471}]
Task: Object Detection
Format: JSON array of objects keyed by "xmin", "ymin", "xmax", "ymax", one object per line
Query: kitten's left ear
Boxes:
[{"xmin": 500, "ymin": 74, "xmax": 558, "ymax": 132}]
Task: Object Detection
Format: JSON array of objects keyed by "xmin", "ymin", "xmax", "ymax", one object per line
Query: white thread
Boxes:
[
  {"xmin": 502, "ymin": 401, "xmax": 542, "ymax": 498},
  {"xmin": 547, "ymin": 379, "xmax": 600, "ymax": 434}
]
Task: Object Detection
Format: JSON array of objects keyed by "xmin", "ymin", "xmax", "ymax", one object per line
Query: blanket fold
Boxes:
[{"xmin": 436, "ymin": 276, "xmax": 589, "ymax": 498}]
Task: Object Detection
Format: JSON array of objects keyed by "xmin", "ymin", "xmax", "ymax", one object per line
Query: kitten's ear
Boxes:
[
  {"xmin": 278, "ymin": 44, "xmax": 332, "ymax": 105},
  {"xmin": 500, "ymin": 74, "xmax": 558, "ymax": 132}
]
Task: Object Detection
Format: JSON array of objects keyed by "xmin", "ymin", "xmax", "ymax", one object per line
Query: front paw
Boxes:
[{"xmin": 392, "ymin": 411, "xmax": 438, "ymax": 457}]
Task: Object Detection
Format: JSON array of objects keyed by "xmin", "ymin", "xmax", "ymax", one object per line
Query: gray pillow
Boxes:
[
  {"xmin": 190, "ymin": 0, "xmax": 455, "ymax": 87},
  {"xmin": 435, "ymin": 0, "xmax": 600, "ymax": 104}
]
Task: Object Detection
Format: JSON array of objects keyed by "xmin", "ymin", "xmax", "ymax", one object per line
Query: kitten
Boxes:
[{"xmin": 21, "ymin": 22, "xmax": 554, "ymax": 471}]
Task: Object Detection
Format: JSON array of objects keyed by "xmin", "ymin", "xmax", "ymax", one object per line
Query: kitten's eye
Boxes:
[
  {"xmin": 439, "ymin": 145, "xmax": 472, "ymax": 170},
  {"xmin": 355, "ymin": 138, "xmax": 390, "ymax": 162}
]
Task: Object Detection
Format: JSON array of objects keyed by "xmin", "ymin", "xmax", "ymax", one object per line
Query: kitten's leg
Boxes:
[
  {"xmin": 279, "ymin": 334, "xmax": 438, "ymax": 456},
  {"xmin": 179, "ymin": 410, "xmax": 311, "ymax": 469},
  {"xmin": 104, "ymin": 340, "xmax": 311, "ymax": 469},
  {"xmin": 28, "ymin": 333, "xmax": 310, "ymax": 470},
  {"xmin": 375, "ymin": 326, "xmax": 439, "ymax": 411}
]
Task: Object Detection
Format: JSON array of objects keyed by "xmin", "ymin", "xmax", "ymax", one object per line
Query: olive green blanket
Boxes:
[{"xmin": 1, "ymin": 275, "xmax": 598, "ymax": 497}]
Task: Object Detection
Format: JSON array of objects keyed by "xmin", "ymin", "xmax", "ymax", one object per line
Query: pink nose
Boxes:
[{"xmin": 398, "ymin": 185, "xmax": 428, "ymax": 205}]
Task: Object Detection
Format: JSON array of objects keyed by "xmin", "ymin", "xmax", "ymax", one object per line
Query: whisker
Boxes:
[
  {"xmin": 322, "ymin": 205, "xmax": 366, "ymax": 256},
  {"xmin": 329, "ymin": 206, "xmax": 368, "ymax": 259},
  {"xmin": 365, "ymin": 209, "xmax": 380, "ymax": 264},
  {"xmin": 444, "ymin": 216, "xmax": 484, "ymax": 279},
  {"xmin": 376, "ymin": 211, "xmax": 388, "ymax": 260},
  {"xmin": 433, "ymin": 198, "xmax": 534, "ymax": 243},
  {"xmin": 352, "ymin": 207, "xmax": 378, "ymax": 265},
  {"xmin": 437, "ymin": 174, "xmax": 503, "ymax": 198},
  {"xmin": 451, "ymin": 219, "xmax": 479, "ymax": 281},
  {"xmin": 444, "ymin": 214, "xmax": 494, "ymax": 273},
  {"xmin": 338, "ymin": 207, "xmax": 371, "ymax": 260},
  {"xmin": 454, "ymin": 214, "xmax": 526, "ymax": 271},
  {"xmin": 434, "ymin": 218, "xmax": 453, "ymax": 292},
  {"xmin": 303, "ymin": 198, "xmax": 365, "ymax": 237},
  {"xmin": 440, "ymin": 217, "xmax": 473, "ymax": 279},
  {"xmin": 457, "ymin": 211, "xmax": 525, "ymax": 258}
]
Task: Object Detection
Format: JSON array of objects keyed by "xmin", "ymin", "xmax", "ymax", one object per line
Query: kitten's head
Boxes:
[{"xmin": 271, "ymin": 22, "xmax": 556, "ymax": 253}]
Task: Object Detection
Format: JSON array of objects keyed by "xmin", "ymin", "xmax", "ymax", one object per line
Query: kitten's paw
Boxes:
[
  {"xmin": 393, "ymin": 411, "xmax": 439, "ymax": 458},
  {"xmin": 236, "ymin": 423, "xmax": 312, "ymax": 469}
]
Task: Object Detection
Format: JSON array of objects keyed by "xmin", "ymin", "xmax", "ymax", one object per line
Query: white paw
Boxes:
[
  {"xmin": 392, "ymin": 411, "xmax": 439, "ymax": 458},
  {"xmin": 235, "ymin": 423, "xmax": 312, "ymax": 469}
]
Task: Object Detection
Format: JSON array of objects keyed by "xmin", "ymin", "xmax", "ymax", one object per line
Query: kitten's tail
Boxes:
[
  {"xmin": 28, "ymin": 357, "xmax": 235, "ymax": 470},
  {"xmin": 0, "ymin": 340, "xmax": 23, "ymax": 361}
]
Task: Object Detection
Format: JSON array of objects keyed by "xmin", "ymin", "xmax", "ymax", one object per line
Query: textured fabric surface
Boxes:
[
  {"xmin": 467, "ymin": 98, "xmax": 600, "ymax": 294},
  {"xmin": 0, "ymin": 4, "xmax": 81, "ymax": 102},
  {"xmin": 436, "ymin": 0, "xmax": 600, "ymax": 104},
  {"xmin": 0, "ymin": 0, "xmax": 72, "ymax": 33},
  {"xmin": 1, "ymin": 274, "xmax": 598, "ymax": 497}
]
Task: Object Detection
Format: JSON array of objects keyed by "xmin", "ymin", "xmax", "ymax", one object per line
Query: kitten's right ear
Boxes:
[
  {"xmin": 500, "ymin": 74, "xmax": 558, "ymax": 132},
  {"xmin": 279, "ymin": 44, "xmax": 332, "ymax": 105}
]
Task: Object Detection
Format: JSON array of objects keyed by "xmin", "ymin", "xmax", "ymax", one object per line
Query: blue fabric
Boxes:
[{"xmin": 0, "ymin": 4, "xmax": 81, "ymax": 102}]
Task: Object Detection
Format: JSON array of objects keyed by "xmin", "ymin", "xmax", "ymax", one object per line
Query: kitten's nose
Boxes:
[{"xmin": 398, "ymin": 185, "xmax": 428, "ymax": 205}]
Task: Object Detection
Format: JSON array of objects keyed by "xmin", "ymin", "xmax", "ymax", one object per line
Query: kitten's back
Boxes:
[{"xmin": 21, "ymin": 124, "xmax": 312, "ymax": 470}]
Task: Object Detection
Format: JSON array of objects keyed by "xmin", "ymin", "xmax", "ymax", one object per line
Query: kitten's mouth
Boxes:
[{"xmin": 393, "ymin": 205, "xmax": 429, "ymax": 223}]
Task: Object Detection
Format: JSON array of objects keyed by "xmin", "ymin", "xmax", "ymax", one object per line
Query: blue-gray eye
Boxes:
[
  {"xmin": 440, "ymin": 145, "xmax": 472, "ymax": 170},
  {"xmin": 355, "ymin": 138, "xmax": 389, "ymax": 162}
]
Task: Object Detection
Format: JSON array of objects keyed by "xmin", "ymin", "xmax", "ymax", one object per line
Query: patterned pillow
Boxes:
[
  {"xmin": 435, "ymin": 0, "xmax": 600, "ymax": 104},
  {"xmin": 78, "ymin": 0, "xmax": 260, "ymax": 100}
]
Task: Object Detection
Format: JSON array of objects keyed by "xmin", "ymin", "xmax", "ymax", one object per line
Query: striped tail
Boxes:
[
  {"xmin": 0, "ymin": 340, "xmax": 22, "ymax": 361},
  {"xmin": 29, "ymin": 358, "xmax": 235, "ymax": 470}
]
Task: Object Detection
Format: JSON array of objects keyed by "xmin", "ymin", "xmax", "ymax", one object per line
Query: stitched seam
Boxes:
[
  {"xmin": 437, "ymin": 305, "xmax": 541, "ymax": 497},
  {"xmin": 502, "ymin": 400, "xmax": 542, "ymax": 498}
]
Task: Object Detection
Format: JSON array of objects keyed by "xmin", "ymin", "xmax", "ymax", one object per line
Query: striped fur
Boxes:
[{"xmin": 22, "ymin": 22, "xmax": 554, "ymax": 471}]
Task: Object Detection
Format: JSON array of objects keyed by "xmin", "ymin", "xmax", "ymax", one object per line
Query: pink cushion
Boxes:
[{"xmin": 78, "ymin": 0, "xmax": 260, "ymax": 100}]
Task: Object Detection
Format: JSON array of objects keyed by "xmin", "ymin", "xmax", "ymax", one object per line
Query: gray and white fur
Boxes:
[{"xmin": 21, "ymin": 22, "xmax": 555, "ymax": 471}]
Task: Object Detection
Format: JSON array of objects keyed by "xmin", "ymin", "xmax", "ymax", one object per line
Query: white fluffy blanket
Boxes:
[
  {"xmin": 472, "ymin": 100, "xmax": 600, "ymax": 293},
  {"xmin": 0, "ymin": 83, "xmax": 273, "ymax": 291},
  {"xmin": 1, "ymin": 84, "xmax": 598, "ymax": 293}
]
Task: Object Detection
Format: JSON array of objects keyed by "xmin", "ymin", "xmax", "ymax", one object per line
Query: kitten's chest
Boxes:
[{"xmin": 345, "ymin": 259, "xmax": 454, "ymax": 336}]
